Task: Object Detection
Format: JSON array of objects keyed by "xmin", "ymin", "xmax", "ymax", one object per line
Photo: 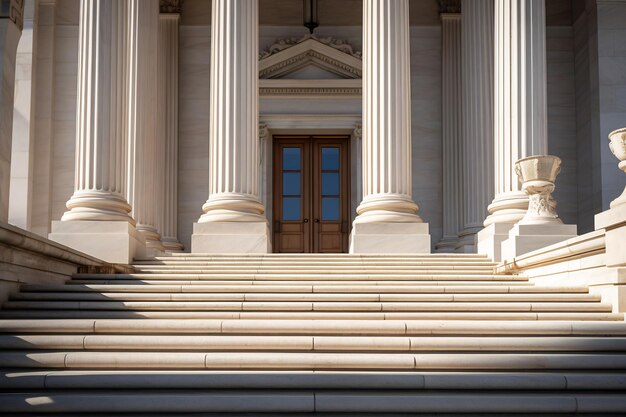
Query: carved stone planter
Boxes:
[
  {"xmin": 515, "ymin": 155, "xmax": 562, "ymax": 225},
  {"xmin": 608, "ymin": 128, "xmax": 626, "ymax": 209}
]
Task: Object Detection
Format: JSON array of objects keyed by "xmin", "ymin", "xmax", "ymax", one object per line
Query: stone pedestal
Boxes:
[
  {"xmin": 500, "ymin": 155, "xmax": 577, "ymax": 261},
  {"xmin": 49, "ymin": 221, "xmax": 144, "ymax": 264},
  {"xmin": 477, "ymin": 222, "xmax": 515, "ymax": 262},
  {"xmin": 350, "ymin": 0, "xmax": 430, "ymax": 253},
  {"xmin": 501, "ymin": 223, "xmax": 577, "ymax": 261},
  {"xmin": 350, "ymin": 223, "xmax": 430, "ymax": 254},
  {"xmin": 192, "ymin": 222, "xmax": 270, "ymax": 254}
]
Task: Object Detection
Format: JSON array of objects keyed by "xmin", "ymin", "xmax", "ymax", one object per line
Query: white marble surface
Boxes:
[{"xmin": 11, "ymin": 5, "xmax": 616, "ymax": 255}]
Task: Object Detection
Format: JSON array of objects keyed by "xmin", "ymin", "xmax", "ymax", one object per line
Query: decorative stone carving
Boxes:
[
  {"xmin": 353, "ymin": 123, "xmax": 362, "ymax": 140},
  {"xmin": 608, "ymin": 127, "xmax": 626, "ymax": 208},
  {"xmin": 159, "ymin": 0, "xmax": 181, "ymax": 14},
  {"xmin": 260, "ymin": 34, "xmax": 361, "ymax": 60},
  {"xmin": 515, "ymin": 155, "xmax": 562, "ymax": 225}
]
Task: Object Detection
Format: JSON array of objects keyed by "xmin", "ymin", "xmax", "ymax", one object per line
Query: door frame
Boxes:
[{"xmin": 272, "ymin": 135, "xmax": 351, "ymax": 253}]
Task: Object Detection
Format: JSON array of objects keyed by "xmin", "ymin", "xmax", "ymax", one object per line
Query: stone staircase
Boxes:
[{"xmin": 1, "ymin": 253, "xmax": 626, "ymax": 415}]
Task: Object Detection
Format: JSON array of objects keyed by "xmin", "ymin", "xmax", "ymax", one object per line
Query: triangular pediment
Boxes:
[{"xmin": 259, "ymin": 38, "xmax": 362, "ymax": 80}]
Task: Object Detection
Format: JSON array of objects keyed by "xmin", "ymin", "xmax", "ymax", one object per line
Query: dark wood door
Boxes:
[{"xmin": 273, "ymin": 136, "xmax": 350, "ymax": 253}]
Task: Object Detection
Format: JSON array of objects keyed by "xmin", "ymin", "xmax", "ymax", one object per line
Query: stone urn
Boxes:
[
  {"xmin": 608, "ymin": 127, "xmax": 626, "ymax": 208},
  {"xmin": 515, "ymin": 155, "xmax": 562, "ymax": 225}
]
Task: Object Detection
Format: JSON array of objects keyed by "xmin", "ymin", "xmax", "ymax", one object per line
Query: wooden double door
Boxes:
[{"xmin": 273, "ymin": 136, "xmax": 350, "ymax": 253}]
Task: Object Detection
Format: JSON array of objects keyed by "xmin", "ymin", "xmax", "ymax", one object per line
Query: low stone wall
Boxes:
[
  {"xmin": 0, "ymin": 221, "xmax": 132, "ymax": 304},
  {"xmin": 496, "ymin": 228, "xmax": 626, "ymax": 313}
]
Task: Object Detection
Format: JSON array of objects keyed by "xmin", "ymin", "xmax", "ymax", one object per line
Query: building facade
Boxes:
[{"xmin": 2, "ymin": 0, "xmax": 625, "ymax": 263}]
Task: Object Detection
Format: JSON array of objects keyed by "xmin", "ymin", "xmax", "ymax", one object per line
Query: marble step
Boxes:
[
  {"xmin": 71, "ymin": 273, "xmax": 528, "ymax": 281},
  {"xmin": 1, "ymin": 310, "xmax": 622, "ymax": 320},
  {"xmin": 67, "ymin": 279, "xmax": 535, "ymax": 286},
  {"xmin": 147, "ymin": 253, "xmax": 491, "ymax": 260},
  {"xmin": 2, "ymin": 351, "xmax": 626, "ymax": 370},
  {"xmin": 20, "ymin": 283, "xmax": 584, "ymax": 294},
  {"xmin": 130, "ymin": 265, "xmax": 496, "ymax": 272},
  {"xmin": 2, "ymin": 391, "xmax": 625, "ymax": 414},
  {"xmin": 132, "ymin": 260, "xmax": 498, "ymax": 267},
  {"xmin": 2, "ymin": 300, "xmax": 612, "ymax": 313},
  {"xmin": 9, "ymin": 292, "xmax": 601, "ymax": 303},
  {"xmin": 3, "ymin": 335, "xmax": 626, "ymax": 352},
  {"xmin": 4, "ymin": 319, "xmax": 626, "ymax": 335},
  {"xmin": 3, "ymin": 370, "xmax": 626, "ymax": 390}
]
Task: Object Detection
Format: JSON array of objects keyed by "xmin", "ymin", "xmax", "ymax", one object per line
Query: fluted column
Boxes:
[
  {"xmin": 457, "ymin": 0, "xmax": 494, "ymax": 252},
  {"xmin": 1, "ymin": 1, "xmax": 24, "ymax": 222},
  {"xmin": 199, "ymin": 0, "xmax": 264, "ymax": 223},
  {"xmin": 192, "ymin": 0, "xmax": 269, "ymax": 253},
  {"xmin": 158, "ymin": 10, "xmax": 183, "ymax": 251},
  {"xmin": 127, "ymin": 0, "xmax": 162, "ymax": 251},
  {"xmin": 350, "ymin": 0, "xmax": 430, "ymax": 253},
  {"xmin": 60, "ymin": 0, "xmax": 132, "ymax": 224},
  {"xmin": 485, "ymin": 0, "xmax": 548, "ymax": 226},
  {"xmin": 436, "ymin": 12, "xmax": 462, "ymax": 253},
  {"xmin": 49, "ymin": 0, "xmax": 140, "ymax": 264}
]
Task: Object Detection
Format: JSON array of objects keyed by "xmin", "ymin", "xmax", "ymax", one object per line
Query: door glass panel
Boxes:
[
  {"xmin": 283, "ymin": 197, "xmax": 301, "ymax": 221},
  {"xmin": 321, "ymin": 147, "xmax": 339, "ymax": 170},
  {"xmin": 321, "ymin": 197, "xmax": 339, "ymax": 221},
  {"xmin": 282, "ymin": 172, "xmax": 300, "ymax": 196},
  {"xmin": 283, "ymin": 148, "xmax": 301, "ymax": 170},
  {"xmin": 321, "ymin": 172, "xmax": 339, "ymax": 196}
]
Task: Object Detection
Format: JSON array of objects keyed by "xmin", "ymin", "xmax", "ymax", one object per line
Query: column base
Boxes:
[
  {"xmin": 349, "ymin": 222, "xmax": 431, "ymax": 254},
  {"xmin": 476, "ymin": 223, "xmax": 516, "ymax": 262},
  {"xmin": 455, "ymin": 227, "xmax": 481, "ymax": 253},
  {"xmin": 500, "ymin": 223, "xmax": 578, "ymax": 262},
  {"xmin": 595, "ymin": 203, "xmax": 626, "ymax": 267},
  {"xmin": 49, "ymin": 221, "xmax": 145, "ymax": 264},
  {"xmin": 191, "ymin": 222, "xmax": 271, "ymax": 254},
  {"xmin": 161, "ymin": 238, "xmax": 184, "ymax": 253},
  {"xmin": 435, "ymin": 236, "xmax": 458, "ymax": 253}
]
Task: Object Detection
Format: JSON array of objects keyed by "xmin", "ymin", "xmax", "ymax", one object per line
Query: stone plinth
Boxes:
[
  {"xmin": 350, "ymin": 223, "xmax": 430, "ymax": 254},
  {"xmin": 501, "ymin": 223, "xmax": 578, "ymax": 261},
  {"xmin": 49, "ymin": 221, "xmax": 144, "ymax": 264},
  {"xmin": 477, "ymin": 222, "xmax": 515, "ymax": 262},
  {"xmin": 191, "ymin": 222, "xmax": 271, "ymax": 254}
]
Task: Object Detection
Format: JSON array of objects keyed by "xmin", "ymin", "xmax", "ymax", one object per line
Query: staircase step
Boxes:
[
  {"xmin": 21, "ymin": 284, "xmax": 587, "ymax": 294},
  {"xmin": 2, "ymin": 300, "xmax": 611, "ymax": 312},
  {"xmin": 10, "ymin": 292, "xmax": 600, "ymax": 303},
  {"xmin": 72, "ymin": 273, "xmax": 516, "ymax": 281},
  {"xmin": 66, "ymin": 279, "xmax": 535, "ymax": 286},
  {"xmin": 3, "ymin": 391, "xmax": 625, "ymax": 414},
  {"xmin": 3, "ymin": 319, "xmax": 626, "ymax": 335},
  {"xmin": 2, "ymin": 351, "xmax": 626, "ymax": 370},
  {"xmin": 1, "ymin": 310, "xmax": 621, "ymax": 320},
  {"xmin": 3, "ymin": 335, "xmax": 626, "ymax": 352},
  {"xmin": 3, "ymin": 370, "xmax": 626, "ymax": 390}
]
